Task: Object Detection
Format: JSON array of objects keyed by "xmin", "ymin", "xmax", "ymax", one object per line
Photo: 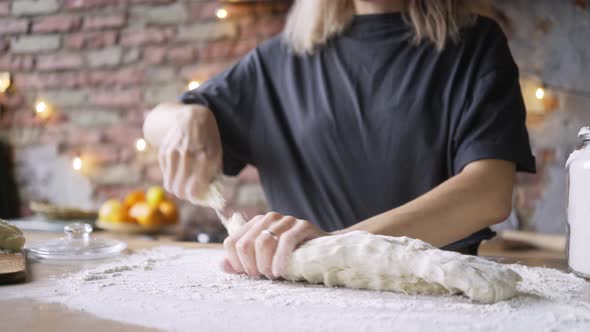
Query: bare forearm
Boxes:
[{"xmin": 342, "ymin": 160, "xmax": 516, "ymax": 247}]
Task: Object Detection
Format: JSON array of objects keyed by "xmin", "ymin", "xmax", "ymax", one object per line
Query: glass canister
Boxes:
[{"xmin": 566, "ymin": 126, "xmax": 590, "ymax": 279}]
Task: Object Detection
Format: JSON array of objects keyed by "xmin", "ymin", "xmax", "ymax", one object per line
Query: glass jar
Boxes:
[{"xmin": 566, "ymin": 126, "xmax": 590, "ymax": 279}]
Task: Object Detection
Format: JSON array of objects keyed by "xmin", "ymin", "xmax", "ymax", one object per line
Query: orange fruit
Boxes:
[
  {"xmin": 129, "ymin": 202, "xmax": 163, "ymax": 228},
  {"xmin": 146, "ymin": 186, "xmax": 166, "ymax": 208},
  {"xmin": 159, "ymin": 200, "xmax": 179, "ymax": 224},
  {"xmin": 99, "ymin": 199, "xmax": 131, "ymax": 223},
  {"xmin": 124, "ymin": 190, "xmax": 145, "ymax": 209}
]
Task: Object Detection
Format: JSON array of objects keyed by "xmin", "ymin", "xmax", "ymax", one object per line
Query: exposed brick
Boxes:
[
  {"xmin": 93, "ymin": 185, "xmax": 137, "ymax": 202},
  {"xmin": 178, "ymin": 22, "xmax": 238, "ymax": 42},
  {"xmin": 122, "ymin": 48, "xmax": 140, "ymax": 64},
  {"xmin": 120, "ymin": 27, "xmax": 175, "ymax": 46},
  {"xmin": 33, "ymin": 15, "xmax": 82, "ymax": 33},
  {"xmin": 0, "ymin": 55, "xmax": 34, "ymax": 71},
  {"xmin": 167, "ymin": 46, "xmax": 197, "ymax": 64},
  {"xmin": 131, "ymin": 3, "xmax": 187, "ymax": 24},
  {"xmin": 69, "ymin": 109, "xmax": 122, "ymax": 128},
  {"xmin": 39, "ymin": 125, "xmax": 70, "ymax": 145},
  {"xmin": 145, "ymin": 163, "xmax": 163, "ymax": 183},
  {"xmin": 199, "ymin": 40, "xmax": 235, "ymax": 61},
  {"xmin": 37, "ymin": 52, "xmax": 83, "ymax": 71},
  {"xmin": 130, "ymin": 0, "xmax": 174, "ymax": 4},
  {"xmin": 143, "ymin": 46, "xmax": 167, "ymax": 64},
  {"xmin": 64, "ymin": 31, "xmax": 117, "ymax": 49},
  {"xmin": 38, "ymin": 90, "xmax": 87, "ymax": 107},
  {"xmin": 232, "ymin": 39, "xmax": 257, "ymax": 57},
  {"xmin": 124, "ymin": 108, "xmax": 146, "ymax": 124},
  {"xmin": 63, "ymin": 0, "xmax": 121, "ymax": 11},
  {"xmin": 4, "ymin": 93, "xmax": 25, "ymax": 109},
  {"xmin": 90, "ymin": 88, "xmax": 142, "ymax": 108},
  {"xmin": 118, "ymin": 145, "xmax": 135, "ymax": 163},
  {"xmin": 10, "ymin": 34, "xmax": 60, "ymax": 54},
  {"xmin": 86, "ymin": 46, "xmax": 122, "ymax": 68},
  {"xmin": 12, "ymin": 0, "xmax": 59, "ymax": 16},
  {"xmin": 146, "ymin": 66, "xmax": 175, "ymax": 82},
  {"xmin": 83, "ymin": 13, "xmax": 126, "ymax": 30},
  {"xmin": 83, "ymin": 145, "xmax": 121, "ymax": 164},
  {"xmin": 102, "ymin": 124, "xmax": 143, "ymax": 145},
  {"xmin": 0, "ymin": 19, "xmax": 29, "ymax": 35},
  {"xmin": 180, "ymin": 61, "xmax": 233, "ymax": 81},
  {"xmin": 87, "ymin": 66, "xmax": 144, "ymax": 86},
  {"xmin": 189, "ymin": 1, "xmax": 219, "ymax": 20},
  {"xmin": 67, "ymin": 126, "xmax": 104, "ymax": 144},
  {"xmin": 225, "ymin": 4, "xmax": 257, "ymax": 18},
  {"xmin": 90, "ymin": 164, "xmax": 141, "ymax": 185},
  {"xmin": 0, "ymin": 2, "xmax": 10, "ymax": 16},
  {"xmin": 15, "ymin": 72, "xmax": 88, "ymax": 89},
  {"xmin": 0, "ymin": 38, "xmax": 7, "ymax": 51},
  {"xmin": 4, "ymin": 110, "xmax": 38, "ymax": 128},
  {"xmin": 257, "ymin": 16, "xmax": 285, "ymax": 37},
  {"xmin": 143, "ymin": 83, "xmax": 184, "ymax": 106}
]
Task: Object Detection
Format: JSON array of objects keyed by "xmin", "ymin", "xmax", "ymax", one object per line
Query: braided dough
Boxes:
[{"xmin": 203, "ymin": 181, "xmax": 522, "ymax": 303}]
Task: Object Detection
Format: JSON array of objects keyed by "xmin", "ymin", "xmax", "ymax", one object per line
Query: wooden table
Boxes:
[{"xmin": 0, "ymin": 230, "xmax": 569, "ymax": 332}]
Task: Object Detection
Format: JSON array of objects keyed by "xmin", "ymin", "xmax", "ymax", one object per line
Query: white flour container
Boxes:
[{"xmin": 566, "ymin": 126, "xmax": 590, "ymax": 279}]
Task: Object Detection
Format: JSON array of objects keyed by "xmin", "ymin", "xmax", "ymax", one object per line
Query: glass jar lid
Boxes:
[{"xmin": 27, "ymin": 223, "xmax": 127, "ymax": 261}]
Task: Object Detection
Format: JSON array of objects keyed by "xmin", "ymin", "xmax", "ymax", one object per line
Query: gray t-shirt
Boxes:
[{"xmin": 181, "ymin": 13, "xmax": 536, "ymax": 250}]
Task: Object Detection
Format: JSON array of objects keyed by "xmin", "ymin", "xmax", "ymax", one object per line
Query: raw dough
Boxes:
[
  {"xmin": 195, "ymin": 179, "xmax": 225, "ymax": 211},
  {"xmin": 222, "ymin": 213, "xmax": 521, "ymax": 304},
  {"xmin": 196, "ymin": 181, "xmax": 522, "ymax": 304},
  {"xmin": 0, "ymin": 219, "xmax": 25, "ymax": 251}
]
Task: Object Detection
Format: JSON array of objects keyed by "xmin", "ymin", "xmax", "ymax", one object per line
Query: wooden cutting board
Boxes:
[{"xmin": 0, "ymin": 251, "xmax": 27, "ymax": 284}]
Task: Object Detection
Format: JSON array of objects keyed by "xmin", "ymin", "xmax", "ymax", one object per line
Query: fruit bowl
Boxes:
[
  {"xmin": 95, "ymin": 219, "xmax": 173, "ymax": 234},
  {"xmin": 96, "ymin": 186, "xmax": 180, "ymax": 234}
]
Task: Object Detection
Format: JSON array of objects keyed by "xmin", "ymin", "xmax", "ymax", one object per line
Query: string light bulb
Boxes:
[
  {"xmin": 34, "ymin": 100, "xmax": 53, "ymax": 120},
  {"xmin": 187, "ymin": 80, "xmax": 201, "ymax": 90},
  {"xmin": 0, "ymin": 72, "xmax": 10, "ymax": 93},
  {"xmin": 216, "ymin": 8, "xmax": 228, "ymax": 19},
  {"xmin": 135, "ymin": 138, "xmax": 147, "ymax": 152},
  {"xmin": 72, "ymin": 156, "xmax": 83, "ymax": 171},
  {"xmin": 35, "ymin": 101, "xmax": 48, "ymax": 114},
  {"xmin": 535, "ymin": 87, "xmax": 545, "ymax": 100}
]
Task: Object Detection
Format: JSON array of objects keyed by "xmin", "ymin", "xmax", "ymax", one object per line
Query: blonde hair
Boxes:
[{"xmin": 284, "ymin": 0, "xmax": 487, "ymax": 54}]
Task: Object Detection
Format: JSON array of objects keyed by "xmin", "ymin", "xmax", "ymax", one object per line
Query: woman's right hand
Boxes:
[{"xmin": 143, "ymin": 103, "xmax": 222, "ymax": 203}]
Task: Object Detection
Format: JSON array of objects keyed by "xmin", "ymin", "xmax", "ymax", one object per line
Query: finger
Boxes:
[
  {"xmin": 223, "ymin": 215, "xmax": 262, "ymax": 274},
  {"xmin": 272, "ymin": 220, "xmax": 310, "ymax": 277},
  {"xmin": 236, "ymin": 215, "xmax": 274, "ymax": 277},
  {"xmin": 255, "ymin": 216, "xmax": 296, "ymax": 279},
  {"xmin": 219, "ymin": 257, "xmax": 237, "ymax": 274},
  {"xmin": 195, "ymin": 150, "xmax": 217, "ymax": 187},
  {"xmin": 166, "ymin": 149, "xmax": 180, "ymax": 196},
  {"xmin": 172, "ymin": 150, "xmax": 189, "ymax": 200},
  {"xmin": 158, "ymin": 148, "xmax": 169, "ymax": 189},
  {"xmin": 185, "ymin": 175, "xmax": 202, "ymax": 205}
]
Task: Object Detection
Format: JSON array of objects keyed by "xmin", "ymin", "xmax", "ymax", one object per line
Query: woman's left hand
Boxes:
[{"xmin": 221, "ymin": 212, "xmax": 328, "ymax": 279}]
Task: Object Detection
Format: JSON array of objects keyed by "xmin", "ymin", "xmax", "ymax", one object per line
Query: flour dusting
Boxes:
[{"xmin": 2, "ymin": 247, "xmax": 590, "ymax": 332}]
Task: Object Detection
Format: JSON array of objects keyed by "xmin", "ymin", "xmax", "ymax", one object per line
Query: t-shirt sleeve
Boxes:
[
  {"xmin": 179, "ymin": 51, "xmax": 260, "ymax": 176},
  {"xmin": 452, "ymin": 21, "xmax": 536, "ymax": 174}
]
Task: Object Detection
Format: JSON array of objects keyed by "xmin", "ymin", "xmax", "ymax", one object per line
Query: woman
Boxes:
[{"xmin": 144, "ymin": 0, "xmax": 535, "ymax": 280}]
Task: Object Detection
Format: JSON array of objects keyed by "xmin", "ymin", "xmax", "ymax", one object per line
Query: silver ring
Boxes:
[{"xmin": 261, "ymin": 230, "xmax": 279, "ymax": 240}]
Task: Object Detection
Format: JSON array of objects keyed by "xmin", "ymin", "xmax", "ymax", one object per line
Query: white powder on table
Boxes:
[{"xmin": 2, "ymin": 247, "xmax": 590, "ymax": 332}]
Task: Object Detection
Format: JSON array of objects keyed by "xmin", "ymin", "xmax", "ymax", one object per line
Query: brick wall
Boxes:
[{"xmin": 0, "ymin": 0, "xmax": 289, "ymax": 226}]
